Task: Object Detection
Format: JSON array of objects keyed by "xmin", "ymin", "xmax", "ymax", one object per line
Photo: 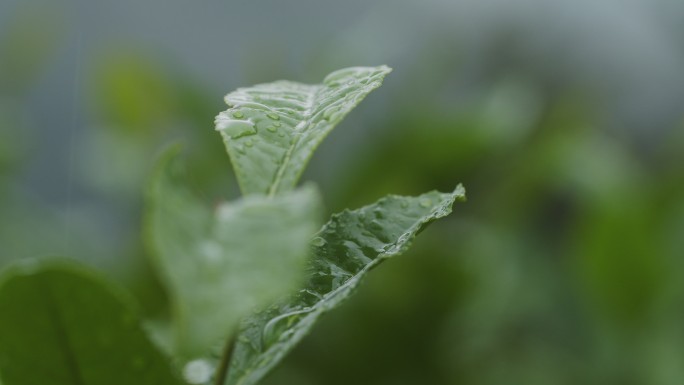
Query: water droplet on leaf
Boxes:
[
  {"xmin": 324, "ymin": 67, "xmax": 358, "ymax": 86},
  {"xmin": 311, "ymin": 237, "xmax": 326, "ymax": 247},
  {"xmin": 215, "ymin": 115, "xmax": 257, "ymax": 139},
  {"xmin": 262, "ymin": 308, "xmax": 313, "ymax": 347},
  {"xmin": 323, "ymin": 108, "xmax": 336, "ymax": 120}
]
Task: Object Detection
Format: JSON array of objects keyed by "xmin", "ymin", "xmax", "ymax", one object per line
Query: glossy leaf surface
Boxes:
[
  {"xmin": 224, "ymin": 185, "xmax": 466, "ymax": 385},
  {"xmin": 215, "ymin": 66, "xmax": 391, "ymax": 196}
]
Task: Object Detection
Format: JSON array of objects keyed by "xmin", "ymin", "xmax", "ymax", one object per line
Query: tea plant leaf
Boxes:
[
  {"xmin": 223, "ymin": 185, "xmax": 466, "ymax": 385},
  {"xmin": 215, "ymin": 65, "xmax": 392, "ymax": 196},
  {"xmin": 146, "ymin": 148, "xmax": 323, "ymax": 359},
  {"xmin": 0, "ymin": 261, "xmax": 182, "ymax": 385}
]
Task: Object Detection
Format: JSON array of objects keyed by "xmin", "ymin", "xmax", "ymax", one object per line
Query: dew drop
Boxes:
[
  {"xmin": 267, "ymin": 126, "xmax": 278, "ymax": 133},
  {"xmin": 324, "ymin": 67, "xmax": 358, "ymax": 86},
  {"xmin": 329, "ymin": 110, "xmax": 344, "ymax": 121},
  {"xmin": 245, "ymin": 139, "xmax": 254, "ymax": 147},
  {"xmin": 420, "ymin": 198, "xmax": 432, "ymax": 208},
  {"xmin": 311, "ymin": 237, "xmax": 326, "ymax": 247},
  {"xmin": 215, "ymin": 114, "xmax": 257, "ymax": 139},
  {"xmin": 278, "ymin": 132, "xmax": 285, "ymax": 138},
  {"xmin": 183, "ymin": 359, "xmax": 213, "ymax": 385},
  {"xmin": 266, "ymin": 112, "xmax": 280, "ymax": 120},
  {"xmin": 232, "ymin": 110, "xmax": 244, "ymax": 119},
  {"xmin": 323, "ymin": 108, "xmax": 336, "ymax": 120},
  {"xmin": 273, "ymin": 121, "xmax": 281, "ymax": 127},
  {"xmin": 400, "ymin": 201, "xmax": 409, "ymax": 209},
  {"xmin": 300, "ymin": 289, "xmax": 324, "ymax": 300},
  {"xmin": 262, "ymin": 309, "xmax": 313, "ymax": 347}
]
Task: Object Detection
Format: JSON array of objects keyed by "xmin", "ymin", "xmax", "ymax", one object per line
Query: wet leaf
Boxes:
[
  {"xmin": 146, "ymin": 148, "xmax": 323, "ymax": 359},
  {"xmin": 224, "ymin": 185, "xmax": 466, "ymax": 385},
  {"xmin": 215, "ymin": 66, "xmax": 391, "ymax": 196}
]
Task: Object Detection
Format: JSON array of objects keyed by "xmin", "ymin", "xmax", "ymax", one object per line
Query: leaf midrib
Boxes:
[{"xmin": 267, "ymin": 84, "xmax": 321, "ymax": 197}]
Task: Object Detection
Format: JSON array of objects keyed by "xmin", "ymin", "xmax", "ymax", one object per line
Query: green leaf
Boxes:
[
  {"xmin": 146, "ymin": 148, "xmax": 323, "ymax": 359},
  {"xmin": 215, "ymin": 65, "xmax": 392, "ymax": 196},
  {"xmin": 223, "ymin": 185, "xmax": 466, "ymax": 385},
  {"xmin": 0, "ymin": 261, "xmax": 182, "ymax": 385}
]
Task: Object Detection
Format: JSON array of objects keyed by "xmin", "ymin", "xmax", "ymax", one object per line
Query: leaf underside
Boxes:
[
  {"xmin": 0, "ymin": 262, "xmax": 182, "ymax": 385},
  {"xmin": 223, "ymin": 185, "xmax": 466, "ymax": 385},
  {"xmin": 146, "ymin": 148, "xmax": 323, "ymax": 359},
  {"xmin": 215, "ymin": 65, "xmax": 392, "ymax": 196}
]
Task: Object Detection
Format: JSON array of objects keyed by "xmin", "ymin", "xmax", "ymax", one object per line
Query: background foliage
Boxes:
[{"xmin": 1, "ymin": 0, "xmax": 684, "ymax": 384}]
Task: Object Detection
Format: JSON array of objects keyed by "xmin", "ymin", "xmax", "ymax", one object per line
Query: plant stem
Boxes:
[{"xmin": 213, "ymin": 335, "xmax": 237, "ymax": 385}]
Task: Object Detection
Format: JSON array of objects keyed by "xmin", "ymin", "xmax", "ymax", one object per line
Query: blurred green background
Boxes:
[{"xmin": 1, "ymin": 0, "xmax": 684, "ymax": 384}]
